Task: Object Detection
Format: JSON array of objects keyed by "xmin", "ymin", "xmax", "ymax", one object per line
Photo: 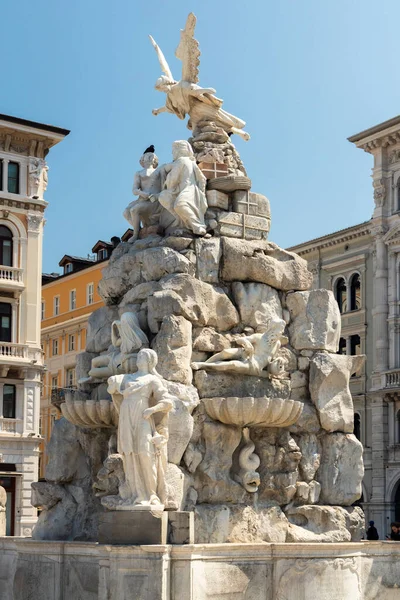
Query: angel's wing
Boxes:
[
  {"xmin": 149, "ymin": 35, "xmax": 174, "ymax": 82},
  {"xmin": 175, "ymin": 13, "xmax": 200, "ymax": 84}
]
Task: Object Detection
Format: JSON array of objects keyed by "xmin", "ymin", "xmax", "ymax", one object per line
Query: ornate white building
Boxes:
[
  {"xmin": 0, "ymin": 114, "xmax": 69, "ymax": 535},
  {"xmin": 290, "ymin": 115, "xmax": 400, "ymax": 538}
]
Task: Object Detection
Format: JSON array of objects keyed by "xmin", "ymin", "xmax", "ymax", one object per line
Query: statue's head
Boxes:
[
  {"xmin": 137, "ymin": 348, "xmax": 158, "ymax": 374},
  {"xmin": 155, "ymin": 75, "xmax": 175, "ymax": 92},
  {"xmin": 172, "ymin": 140, "xmax": 195, "ymax": 161},
  {"xmin": 140, "ymin": 151, "xmax": 158, "ymax": 169}
]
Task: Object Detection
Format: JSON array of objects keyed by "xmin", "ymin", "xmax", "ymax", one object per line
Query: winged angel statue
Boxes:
[{"xmin": 149, "ymin": 13, "xmax": 250, "ymax": 141}]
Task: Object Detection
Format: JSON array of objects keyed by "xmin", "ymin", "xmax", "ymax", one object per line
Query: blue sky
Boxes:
[{"xmin": 1, "ymin": 0, "xmax": 399, "ymax": 272}]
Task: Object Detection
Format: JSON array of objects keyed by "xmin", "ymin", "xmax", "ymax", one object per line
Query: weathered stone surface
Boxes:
[
  {"xmin": 253, "ymin": 429, "xmax": 301, "ymax": 505},
  {"xmin": 147, "ymin": 274, "xmax": 239, "ymax": 333},
  {"xmin": 32, "ymin": 418, "xmax": 109, "ymax": 541},
  {"xmin": 310, "ymin": 353, "xmax": 365, "ymax": 433},
  {"xmin": 288, "ymin": 401, "xmax": 321, "ymax": 434},
  {"xmin": 297, "ymin": 433, "xmax": 321, "ymax": 483},
  {"xmin": 221, "ymin": 238, "xmax": 312, "ymax": 291},
  {"xmin": 159, "ymin": 236, "xmax": 193, "ymax": 251},
  {"xmin": 152, "ymin": 315, "xmax": 192, "ymax": 385},
  {"xmin": 195, "ymin": 237, "xmax": 221, "ymax": 283},
  {"xmin": 192, "ymin": 327, "xmax": 231, "ymax": 352},
  {"xmin": 206, "ymin": 189, "xmax": 229, "ymax": 209},
  {"xmin": 168, "ymin": 511, "xmax": 194, "ymax": 544},
  {"xmin": 194, "ymin": 370, "xmax": 291, "ymax": 399},
  {"xmin": 165, "ymin": 463, "xmax": 185, "ymax": 510},
  {"xmin": 86, "ymin": 306, "xmax": 119, "ymax": 353},
  {"xmin": 75, "ymin": 351, "xmax": 97, "ymax": 386},
  {"xmin": 317, "ymin": 433, "xmax": 364, "ymax": 505},
  {"xmin": 232, "ymin": 281, "xmax": 282, "ymax": 329},
  {"xmin": 195, "ymin": 420, "xmax": 246, "ymax": 504},
  {"xmin": 195, "ymin": 504, "xmax": 288, "ymax": 543},
  {"xmin": 344, "ymin": 506, "xmax": 365, "ymax": 542},
  {"xmin": 286, "ymin": 290, "xmax": 341, "ymax": 352},
  {"xmin": 119, "ymin": 281, "xmax": 162, "ymax": 306},
  {"xmin": 286, "ymin": 505, "xmax": 353, "ymax": 542},
  {"xmin": 98, "ymin": 246, "xmax": 194, "ymax": 303}
]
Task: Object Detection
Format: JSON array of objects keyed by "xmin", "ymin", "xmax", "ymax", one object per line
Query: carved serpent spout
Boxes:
[{"xmin": 235, "ymin": 427, "xmax": 261, "ymax": 493}]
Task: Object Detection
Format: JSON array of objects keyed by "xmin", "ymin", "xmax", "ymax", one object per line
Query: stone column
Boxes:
[
  {"xmin": 369, "ymin": 395, "xmax": 387, "ymax": 534},
  {"xmin": 372, "ymin": 224, "xmax": 389, "ymax": 374},
  {"xmin": 2, "ymin": 159, "xmax": 8, "ymax": 192},
  {"xmin": 25, "ymin": 214, "xmax": 44, "ymax": 348}
]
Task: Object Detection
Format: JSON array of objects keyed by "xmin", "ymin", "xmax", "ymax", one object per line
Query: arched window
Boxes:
[
  {"xmin": 0, "ymin": 226, "xmax": 13, "ymax": 267},
  {"xmin": 354, "ymin": 413, "xmax": 361, "ymax": 441},
  {"xmin": 338, "ymin": 338, "xmax": 347, "ymax": 355},
  {"xmin": 349, "ymin": 273, "xmax": 361, "ymax": 311},
  {"xmin": 335, "ymin": 278, "xmax": 347, "ymax": 313}
]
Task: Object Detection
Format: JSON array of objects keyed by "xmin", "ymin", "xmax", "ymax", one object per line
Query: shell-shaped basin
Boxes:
[{"xmin": 202, "ymin": 396, "xmax": 303, "ymax": 428}]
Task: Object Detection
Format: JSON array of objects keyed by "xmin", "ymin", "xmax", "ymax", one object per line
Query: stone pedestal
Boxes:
[
  {"xmin": 98, "ymin": 510, "xmax": 168, "ymax": 545},
  {"xmin": 1, "ymin": 538, "xmax": 400, "ymax": 600}
]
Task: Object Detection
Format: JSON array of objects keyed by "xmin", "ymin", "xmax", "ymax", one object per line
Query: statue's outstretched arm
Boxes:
[
  {"xmin": 152, "ymin": 106, "xmax": 170, "ymax": 116},
  {"xmin": 189, "ymin": 86, "xmax": 216, "ymax": 97}
]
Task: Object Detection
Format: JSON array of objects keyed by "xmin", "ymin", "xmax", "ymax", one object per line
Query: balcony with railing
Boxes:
[
  {"xmin": 0, "ymin": 418, "xmax": 22, "ymax": 434},
  {"xmin": 0, "ymin": 342, "xmax": 41, "ymax": 369},
  {"xmin": 385, "ymin": 369, "xmax": 400, "ymax": 389},
  {"xmin": 0, "ymin": 266, "xmax": 24, "ymax": 291}
]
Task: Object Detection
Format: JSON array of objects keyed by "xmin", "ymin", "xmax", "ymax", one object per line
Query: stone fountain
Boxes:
[{"xmin": 1, "ymin": 13, "xmax": 399, "ymax": 600}]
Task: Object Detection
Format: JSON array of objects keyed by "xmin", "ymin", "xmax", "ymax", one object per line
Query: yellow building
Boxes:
[{"xmin": 39, "ymin": 233, "xmax": 131, "ymax": 477}]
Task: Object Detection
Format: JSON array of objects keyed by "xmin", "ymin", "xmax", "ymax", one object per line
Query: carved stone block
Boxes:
[
  {"xmin": 198, "ymin": 161, "xmax": 229, "ymax": 179},
  {"xmin": 206, "ymin": 189, "xmax": 229, "ymax": 210},
  {"xmin": 218, "ymin": 212, "xmax": 270, "ymax": 240},
  {"xmin": 98, "ymin": 510, "xmax": 168, "ymax": 545},
  {"xmin": 232, "ymin": 191, "xmax": 271, "ymax": 219}
]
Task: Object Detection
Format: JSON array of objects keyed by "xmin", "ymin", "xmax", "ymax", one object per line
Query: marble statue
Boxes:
[
  {"xmin": 191, "ymin": 318, "xmax": 287, "ymax": 377},
  {"xmin": 123, "ymin": 146, "xmax": 163, "ymax": 242},
  {"xmin": 28, "ymin": 158, "xmax": 48, "ymax": 198},
  {"xmin": 79, "ymin": 312, "xmax": 149, "ymax": 383},
  {"xmin": 103, "ymin": 348, "xmax": 173, "ymax": 510},
  {"xmin": 158, "ymin": 140, "xmax": 208, "ymax": 236},
  {"xmin": 149, "ymin": 13, "xmax": 250, "ymax": 141}
]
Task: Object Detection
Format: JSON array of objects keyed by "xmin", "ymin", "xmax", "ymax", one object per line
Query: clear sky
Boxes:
[{"xmin": 2, "ymin": 0, "xmax": 399, "ymax": 272}]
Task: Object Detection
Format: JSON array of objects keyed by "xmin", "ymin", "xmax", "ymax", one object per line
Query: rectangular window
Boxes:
[
  {"xmin": 52, "ymin": 339, "xmax": 58, "ymax": 356},
  {"xmin": 65, "ymin": 263, "xmax": 73, "ymax": 274},
  {"xmin": 87, "ymin": 283, "xmax": 94, "ymax": 305},
  {"xmin": 0, "ymin": 302, "xmax": 12, "ymax": 342},
  {"xmin": 41, "ymin": 301, "xmax": 45, "ymax": 321},
  {"xmin": 68, "ymin": 334, "xmax": 75, "ymax": 352},
  {"xmin": 7, "ymin": 162, "xmax": 19, "ymax": 194},
  {"xmin": 70, "ymin": 290, "xmax": 76, "ymax": 311},
  {"xmin": 3, "ymin": 384, "xmax": 16, "ymax": 419},
  {"xmin": 66, "ymin": 368, "xmax": 76, "ymax": 388},
  {"xmin": 54, "ymin": 296, "xmax": 60, "ymax": 316},
  {"xmin": 51, "ymin": 375, "xmax": 58, "ymax": 390}
]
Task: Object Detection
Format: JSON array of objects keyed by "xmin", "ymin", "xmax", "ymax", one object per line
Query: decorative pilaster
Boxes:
[{"xmin": 371, "ymin": 223, "xmax": 389, "ymax": 373}]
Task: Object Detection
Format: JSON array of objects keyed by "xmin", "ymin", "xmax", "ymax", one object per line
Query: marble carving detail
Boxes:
[{"xmin": 33, "ymin": 12, "xmax": 365, "ymax": 545}]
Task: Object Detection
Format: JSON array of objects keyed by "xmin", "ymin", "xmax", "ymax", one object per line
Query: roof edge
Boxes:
[
  {"xmin": 0, "ymin": 113, "xmax": 70, "ymax": 137},
  {"xmin": 348, "ymin": 115, "xmax": 400, "ymax": 143}
]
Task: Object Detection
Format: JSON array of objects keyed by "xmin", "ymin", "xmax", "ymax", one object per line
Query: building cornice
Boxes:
[
  {"xmin": 348, "ymin": 116, "xmax": 400, "ymax": 154},
  {"xmin": 288, "ymin": 222, "xmax": 371, "ymax": 256}
]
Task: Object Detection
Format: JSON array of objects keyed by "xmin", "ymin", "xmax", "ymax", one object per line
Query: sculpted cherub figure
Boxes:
[
  {"xmin": 123, "ymin": 146, "xmax": 163, "ymax": 242},
  {"xmin": 191, "ymin": 318, "xmax": 288, "ymax": 378},
  {"xmin": 149, "ymin": 13, "xmax": 250, "ymax": 141}
]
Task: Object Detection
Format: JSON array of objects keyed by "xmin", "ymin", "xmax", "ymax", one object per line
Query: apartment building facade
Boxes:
[{"xmin": 0, "ymin": 113, "xmax": 68, "ymax": 535}]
